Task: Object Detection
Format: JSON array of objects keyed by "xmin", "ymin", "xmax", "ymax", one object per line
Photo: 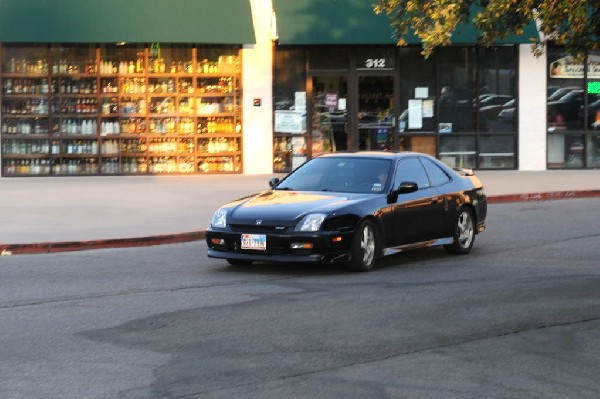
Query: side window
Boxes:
[
  {"xmin": 421, "ymin": 157, "xmax": 451, "ymax": 187},
  {"xmin": 393, "ymin": 158, "xmax": 431, "ymax": 189}
]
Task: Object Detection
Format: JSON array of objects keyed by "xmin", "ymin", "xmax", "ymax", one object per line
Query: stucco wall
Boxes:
[
  {"xmin": 518, "ymin": 44, "xmax": 547, "ymax": 171},
  {"xmin": 242, "ymin": 0, "xmax": 274, "ymax": 174}
]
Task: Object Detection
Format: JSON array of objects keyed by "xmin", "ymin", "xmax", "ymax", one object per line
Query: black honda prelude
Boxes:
[{"xmin": 206, "ymin": 152, "xmax": 487, "ymax": 272}]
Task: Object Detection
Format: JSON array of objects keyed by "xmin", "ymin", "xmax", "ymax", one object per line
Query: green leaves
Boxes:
[{"xmin": 374, "ymin": 0, "xmax": 599, "ymax": 58}]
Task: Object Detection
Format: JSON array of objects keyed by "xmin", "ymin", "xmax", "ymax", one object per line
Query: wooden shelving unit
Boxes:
[{"xmin": 0, "ymin": 44, "xmax": 242, "ymax": 176}]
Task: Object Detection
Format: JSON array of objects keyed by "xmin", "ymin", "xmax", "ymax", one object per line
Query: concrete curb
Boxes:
[{"xmin": 1, "ymin": 190, "xmax": 599, "ymax": 256}]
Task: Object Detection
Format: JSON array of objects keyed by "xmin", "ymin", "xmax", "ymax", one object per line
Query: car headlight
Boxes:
[
  {"xmin": 296, "ymin": 213, "xmax": 326, "ymax": 231},
  {"xmin": 211, "ymin": 209, "xmax": 228, "ymax": 228}
]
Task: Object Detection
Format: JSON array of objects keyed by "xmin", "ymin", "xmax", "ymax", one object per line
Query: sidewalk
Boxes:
[{"xmin": 1, "ymin": 170, "xmax": 599, "ymax": 254}]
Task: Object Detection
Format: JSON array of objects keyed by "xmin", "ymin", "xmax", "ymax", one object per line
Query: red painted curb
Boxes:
[
  {"xmin": 1, "ymin": 231, "xmax": 205, "ymax": 255},
  {"xmin": 1, "ymin": 190, "xmax": 599, "ymax": 256},
  {"xmin": 487, "ymin": 189, "xmax": 600, "ymax": 204}
]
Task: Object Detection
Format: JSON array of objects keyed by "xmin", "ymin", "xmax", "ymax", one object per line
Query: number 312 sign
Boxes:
[{"xmin": 365, "ymin": 58, "xmax": 386, "ymax": 68}]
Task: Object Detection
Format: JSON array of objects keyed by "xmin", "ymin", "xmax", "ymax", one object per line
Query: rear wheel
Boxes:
[
  {"xmin": 444, "ymin": 207, "xmax": 475, "ymax": 255},
  {"xmin": 344, "ymin": 219, "xmax": 377, "ymax": 272},
  {"xmin": 226, "ymin": 259, "xmax": 253, "ymax": 266}
]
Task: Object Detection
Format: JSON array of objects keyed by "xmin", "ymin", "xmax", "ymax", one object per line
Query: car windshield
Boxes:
[{"xmin": 275, "ymin": 157, "xmax": 392, "ymax": 194}]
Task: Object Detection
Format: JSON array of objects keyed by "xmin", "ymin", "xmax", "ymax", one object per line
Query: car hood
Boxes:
[{"xmin": 225, "ymin": 190, "xmax": 368, "ymax": 226}]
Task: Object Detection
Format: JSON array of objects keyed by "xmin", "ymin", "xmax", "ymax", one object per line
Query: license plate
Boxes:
[{"xmin": 241, "ymin": 234, "xmax": 266, "ymax": 250}]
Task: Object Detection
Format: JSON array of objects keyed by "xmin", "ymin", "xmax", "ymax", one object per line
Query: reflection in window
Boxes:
[
  {"xmin": 478, "ymin": 135, "xmax": 515, "ymax": 168},
  {"xmin": 547, "ymin": 47, "xmax": 584, "ymax": 131},
  {"xmin": 274, "ymin": 49, "xmax": 306, "ymax": 111},
  {"xmin": 548, "ymin": 134, "xmax": 585, "ymax": 168},
  {"xmin": 438, "ymin": 47, "xmax": 476, "ymax": 133},
  {"xmin": 587, "ymin": 50, "xmax": 600, "ymax": 130},
  {"xmin": 421, "ymin": 158, "xmax": 451, "ymax": 186},
  {"xmin": 547, "ymin": 47, "xmax": 600, "ymax": 168},
  {"xmin": 439, "ymin": 135, "xmax": 476, "ymax": 169},
  {"xmin": 477, "ymin": 47, "xmax": 516, "ymax": 133},
  {"xmin": 587, "ymin": 134, "xmax": 600, "ymax": 167},
  {"xmin": 398, "ymin": 48, "xmax": 436, "ymax": 133},
  {"xmin": 394, "ymin": 158, "xmax": 430, "ymax": 189}
]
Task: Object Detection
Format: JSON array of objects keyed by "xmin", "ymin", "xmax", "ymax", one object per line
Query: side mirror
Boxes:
[
  {"xmin": 269, "ymin": 177, "xmax": 280, "ymax": 188},
  {"xmin": 397, "ymin": 181, "xmax": 418, "ymax": 194},
  {"xmin": 387, "ymin": 181, "xmax": 418, "ymax": 203}
]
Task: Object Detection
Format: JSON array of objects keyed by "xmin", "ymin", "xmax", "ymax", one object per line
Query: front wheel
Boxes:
[
  {"xmin": 344, "ymin": 219, "xmax": 377, "ymax": 272},
  {"xmin": 444, "ymin": 207, "xmax": 475, "ymax": 255}
]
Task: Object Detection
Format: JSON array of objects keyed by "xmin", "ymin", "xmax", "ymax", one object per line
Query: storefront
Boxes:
[
  {"xmin": 0, "ymin": 0, "xmax": 259, "ymax": 177},
  {"xmin": 546, "ymin": 47, "xmax": 600, "ymax": 168},
  {"xmin": 271, "ymin": 0, "xmax": 538, "ymax": 173},
  {"xmin": 3, "ymin": 0, "xmax": 594, "ymax": 177}
]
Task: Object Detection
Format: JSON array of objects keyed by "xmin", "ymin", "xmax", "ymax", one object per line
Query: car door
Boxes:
[{"xmin": 384, "ymin": 157, "xmax": 444, "ymax": 246}]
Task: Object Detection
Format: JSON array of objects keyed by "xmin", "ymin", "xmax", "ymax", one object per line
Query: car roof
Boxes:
[{"xmin": 317, "ymin": 151, "xmax": 428, "ymax": 161}]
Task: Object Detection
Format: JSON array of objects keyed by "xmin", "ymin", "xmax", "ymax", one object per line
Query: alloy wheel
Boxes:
[
  {"xmin": 456, "ymin": 211, "xmax": 474, "ymax": 249},
  {"xmin": 361, "ymin": 224, "xmax": 376, "ymax": 266}
]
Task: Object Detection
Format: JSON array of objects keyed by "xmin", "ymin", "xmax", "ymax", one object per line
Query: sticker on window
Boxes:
[{"xmin": 372, "ymin": 183, "xmax": 383, "ymax": 192}]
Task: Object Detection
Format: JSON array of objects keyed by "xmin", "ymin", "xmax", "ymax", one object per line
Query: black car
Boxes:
[{"xmin": 206, "ymin": 152, "xmax": 487, "ymax": 272}]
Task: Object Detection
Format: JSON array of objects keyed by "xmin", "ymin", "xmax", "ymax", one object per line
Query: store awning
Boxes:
[
  {"xmin": 272, "ymin": 0, "xmax": 538, "ymax": 46},
  {"xmin": 0, "ymin": 0, "xmax": 255, "ymax": 44}
]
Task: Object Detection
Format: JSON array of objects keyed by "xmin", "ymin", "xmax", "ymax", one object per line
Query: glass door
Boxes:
[
  {"xmin": 310, "ymin": 75, "xmax": 348, "ymax": 156},
  {"xmin": 358, "ymin": 76, "xmax": 395, "ymax": 151}
]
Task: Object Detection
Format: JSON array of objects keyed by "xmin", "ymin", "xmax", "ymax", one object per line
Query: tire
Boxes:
[
  {"xmin": 344, "ymin": 219, "xmax": 377, "ymax": 272},
  {"xmin": 444, "ymin": 207, "xmax": 475, "ymax": 255},
  {"xmin": 226, "ymin": 259, "xmax": 253, "ymax": 266}
]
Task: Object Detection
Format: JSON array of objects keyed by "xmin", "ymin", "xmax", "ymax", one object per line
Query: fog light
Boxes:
[
  {"xmin": 291, "ymin": 242, "xmax": 313, "ymax": 250},
  {"xmin": 211, "ymin": 238, "xmax": 226, "ymax": 245},
  {"xmin": 331, "ymin": 236, "xmax": 342, "ymax": 243}
]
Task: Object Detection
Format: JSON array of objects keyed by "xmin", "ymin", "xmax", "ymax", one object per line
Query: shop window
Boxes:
[
  {"xmin": 438, "ymin": 47, "xmax": 476, "ymax": 133},
  {"xmin": 586, "ymin": 50, "xmax": 600, "ymax": 130},
  {"xmin": 398, "ymin": 47, "xmax": 436, "ymax": 133},
  {"xmin": 548, "ymin": 133, "xmax": 584, "ymax": 168},
  {"xmin": 547, "ymin": 47, "xmax": 600, "ymax": 168},
  {"xmin": 478, "ymin": 135, "xmax": 515, "ymax": 169},
  {"xmin": 273, "ymin": 48, "xmax": 308, "ymax": 172},
  {"xmin": 439, "ymin": 135, "xmax": 476, "ymax": 169},
  {"xmin": 547, "ymin": 47, "xmax": 585, "ymax": 131},
  {"xmin": 99, "ymin": 43, "xmax": 146, "ymax": 74},
  {"xmin": 1, "ymin": 44, "xmax": 48, "ymax": 74},
  {"xmin": 311, "ymin": 76, "xmax": 348, "ymax": 156},
  {"xmin": 477, "ymin": 47, "xmax": 516, "ymax": 133},
  {"xmin": 1, "ymin": 43, "xmax": 243, "ymax": 176},
  {"xmin": 274, "ymin": 48, "xmax": 306, "ymax": 111},
  {"xmin": 586, "ymin": 134, "xmax": 600, "ymax": 167}
]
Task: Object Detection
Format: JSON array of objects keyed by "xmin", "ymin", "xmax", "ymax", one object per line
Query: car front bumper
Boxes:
[{"xmin": 205, "ymin": 228, "xmax": 354, "ymax": 263}]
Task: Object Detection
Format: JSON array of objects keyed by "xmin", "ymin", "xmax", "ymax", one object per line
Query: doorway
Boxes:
[
  {"xmin": 310, "ymin": 75, "xmax": 348, "ymax": 157},
  {"xmin": 310, "ymin": 74, "xmax": 396, "ymax": 156},
  {"xmin": 357, "ymin": 75, "xmax": 395, "ymax": 151}
]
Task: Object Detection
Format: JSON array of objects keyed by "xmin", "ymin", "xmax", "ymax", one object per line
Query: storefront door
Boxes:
[
  {"xmin": 310, "ymin": 74, "xmax": 396, "ymax": 155},
  {"xmin": 310, "ymin": 75, "xmax": 349, "ymax": 156},
  {"xmin": 357, "ymin": 75, "xmax": 395, "ymax": 151}
]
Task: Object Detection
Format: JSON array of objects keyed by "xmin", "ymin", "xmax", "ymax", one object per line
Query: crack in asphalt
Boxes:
[
  {"xmin": 0, "ymin": 274, "xmax": 311, "ymax": 310},
  {"xmin": 173, "ymin": 316, "xmax": 600, "ymax": 398}
]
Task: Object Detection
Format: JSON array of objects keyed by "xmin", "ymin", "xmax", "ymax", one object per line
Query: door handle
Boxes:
[{"xmin": 431, "ymin": 196, "xmax": 439, "ymax": 204}]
